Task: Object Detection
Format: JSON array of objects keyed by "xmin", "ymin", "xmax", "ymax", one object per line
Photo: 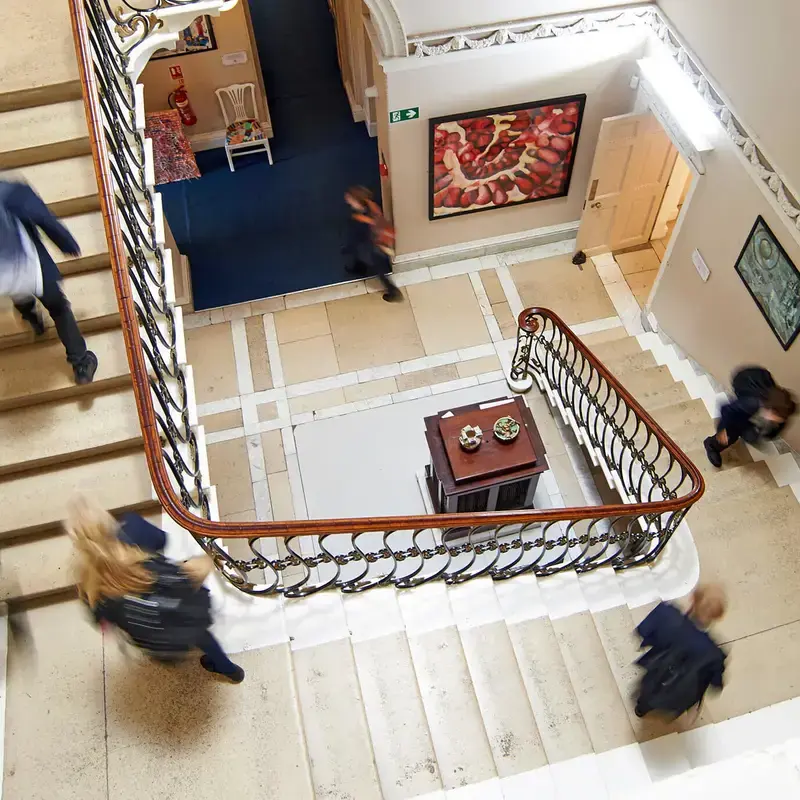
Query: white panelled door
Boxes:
[{"xmin": 576, "ymin": 112, "xmax": 676, "ymax": 256}]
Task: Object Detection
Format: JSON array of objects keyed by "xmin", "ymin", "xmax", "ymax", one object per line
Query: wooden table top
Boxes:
[
  {"xmin": 424, "ymin": 396, "xmax": 548, "ymax": 494},
  {"xmin": 438, "ymin": 398, "xmax": 537, "ymax": 484}
]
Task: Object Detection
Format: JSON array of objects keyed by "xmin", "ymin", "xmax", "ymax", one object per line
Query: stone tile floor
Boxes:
[{"xmin": 183, "ymin": 240, "xmax": 624, "ymax": 522}]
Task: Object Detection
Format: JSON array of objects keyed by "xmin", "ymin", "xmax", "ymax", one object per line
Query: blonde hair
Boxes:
[
  {"xmin": 688, "ymin": 583, "xmax": 727, "ymax": 627},
  {"xmin": 67, "ymin": 497, "xmax": 154, "ymax": 608}
]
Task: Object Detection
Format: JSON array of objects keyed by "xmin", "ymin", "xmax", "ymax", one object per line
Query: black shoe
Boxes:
[
  {"xmin": 27, "ymin": 310, "xmax": 46, "ymax": 336},
  {"xmin": 382, "ymin": 289, "xmax": 402, "ymax": 303},
  {"xmin": 200, "ymin": 654, "xmax": 245, "ymax": 684},
  {"xmin": 634, "ymin": 701, "xmax": 648, "ymax": 718},
  {"xmin": 703, "ymin": 436, "xmax": 722, "ymax": 468},
  {"xmin": 73, "ymin": 351, "xmax": 98, "ymax": 386}
]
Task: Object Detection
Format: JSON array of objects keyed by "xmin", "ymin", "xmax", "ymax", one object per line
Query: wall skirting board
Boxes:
[
  {"xmin": 393, "ymin": 219, "xmax": 579, "ymax": 271},
  {"xmin": 383, "ymin": 2, "xmax": 800, "ymax": 245},
  {"xmin": 189, "ymin": 123, "xmax": 274, "ymax": 152}
]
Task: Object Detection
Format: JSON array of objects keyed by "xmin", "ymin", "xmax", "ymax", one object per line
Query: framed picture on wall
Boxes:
[
  {"xmin": 152, "ymin": 15, "xmax": 217, "ymax": 59},
  {"xmin": 429, "ymin": 94, "xmax": 587, "ymax": 221},
  {"xmin": 734, "ymin": 216, "xmax": 800, "ymax": 350}
]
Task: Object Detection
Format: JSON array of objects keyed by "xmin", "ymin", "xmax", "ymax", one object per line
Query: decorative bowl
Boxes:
[
  {"xmin": 459, "ymin": 424, "xmax": 483, "ymax": 451},
  {"xmin": 493, "ymin": 416, "xmax": 521, "ymax": 442}
]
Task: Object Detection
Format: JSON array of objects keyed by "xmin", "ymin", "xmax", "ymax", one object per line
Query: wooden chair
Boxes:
[{"xmin": 215, "ymin": 83, "xmax": 273, "ymax": 172}]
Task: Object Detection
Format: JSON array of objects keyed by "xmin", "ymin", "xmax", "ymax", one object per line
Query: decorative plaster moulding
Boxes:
[{"xmin": 393, "ymin": 3, "xmax": 800, "ymax": 242}]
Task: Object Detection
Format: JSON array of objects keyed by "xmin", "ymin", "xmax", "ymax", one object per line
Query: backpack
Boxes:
[
  {"xmin": 731, "ymin": 366, "xmax": 775, "ymax": 401},
  {"xmin": 102, "ymin": 555, "xmax": 212, "ymax": 657},
  {"xmin": 637, "ymin": 644, "xmax": 725, "ymax": 717}
]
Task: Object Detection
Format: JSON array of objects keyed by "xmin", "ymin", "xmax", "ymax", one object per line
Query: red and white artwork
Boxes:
[{"xmin": 429, "ymin": 95, "xmax": 586, "ymax": 219}]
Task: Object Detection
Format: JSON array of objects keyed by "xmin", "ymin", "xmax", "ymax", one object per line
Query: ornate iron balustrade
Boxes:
[{"xmin": 69, "ymin": 0, "xmax": 704, "ymax": 598}]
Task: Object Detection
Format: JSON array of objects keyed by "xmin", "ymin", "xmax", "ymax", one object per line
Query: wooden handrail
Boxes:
[{"xmin": 68, "ymin": 1, "xmax": 704, "ymax": 539}]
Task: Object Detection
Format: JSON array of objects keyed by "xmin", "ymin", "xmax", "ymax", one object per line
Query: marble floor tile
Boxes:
[
  {"xmin": 275, "ymin": 304, "xmax": 331, "ymax": 344},
  {"xmin": 344, "ymin": 376, "xmax": 398, "ymax": 403},
  {"xmin": 244, "ymin": 314, "xmax": 273, "ymax": 392},
  {"xmin": 326, "ymin": 290, "xmax": 424, "ymax": 372},
  {"xmin": 268, "ymin": 471, "xmax": 295, "ymax": 520},
  {"xmin": 261, "ymin": 429, "xmax": 286, "ymax": 473},
  {"xmin": 289, "ymin": 387, "xmax": 347, "ymax": 415},
  {"xmin": 395, "ymin": 363, "xmax": 459, "ymax": 393},
  {"xmin": 257, "ymin": 400, "xmax": 280, "ymax": 422},
  {"xmin": 207, "ymin": 437, "xmax": 256, "ymax": 517},
  {"xmin": 479, "ymin": 268, "xmax": 506, "ymax": 304},
  {"xmin": 280, "ymin": 334, "xmax": 340, "ymax": 385},
  {"xmin": 184, "ymin": 322, "xmax": 238, "ymax": 403},
  {"xmin": 626, "ymin": 269, "xmax": 659, "ymax": 308},
  {"xmin": 491, "ymin": 301, "xmax": 517, "ymax": 339},
  {"xmin": 251, "ymin": 295, "xmax": 286, "ymax": 313},
  {"xmin": 407, "ymin": 274, "xmax": 491, "ymax": 356},
  {"xmin": 615, "ymin": 247, "xmax": 661, "ymax": 275},
  {"xmin": 199, "ymin": 408, "xmax": 244, "ymax": 434},
  {"xmin": 510, "ymin": 254, "xmax": 616, "ymax": 325},
  {"xmin": 456, "ymin": 354, "xmax": 501, "ymax": 379}
]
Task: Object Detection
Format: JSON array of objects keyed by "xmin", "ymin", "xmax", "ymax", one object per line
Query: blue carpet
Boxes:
[{"xmin": 158, "ymin": 0, "xmax": 379, "ymax": 310}]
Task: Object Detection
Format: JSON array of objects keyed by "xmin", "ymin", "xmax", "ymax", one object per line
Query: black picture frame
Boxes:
[
  {"xmin": 428, "ymin": 94, "xmax": 587, "ymax": 222},
  {"xmin": 733, "ymin": 215, "xmax": 800, "ymax": 351},
  {"xmin": 152, "ymin": 15, "xmax": 218, "ymax": 60}
]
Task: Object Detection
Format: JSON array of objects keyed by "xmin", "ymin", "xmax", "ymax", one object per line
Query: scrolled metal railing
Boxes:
[{"xmin": 69, "ymin": 0, "xmax": 704, "ymax": 599}]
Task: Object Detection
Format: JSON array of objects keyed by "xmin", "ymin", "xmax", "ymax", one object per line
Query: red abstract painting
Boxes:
[{"xmin": 429, "ymin": 94, "xmax": 586, "ymax": 220}]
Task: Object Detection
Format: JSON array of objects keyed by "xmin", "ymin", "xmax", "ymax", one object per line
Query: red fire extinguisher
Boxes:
[{"xmin": 169, "ymin": 84, "xmax": 197, "ymax": 127}]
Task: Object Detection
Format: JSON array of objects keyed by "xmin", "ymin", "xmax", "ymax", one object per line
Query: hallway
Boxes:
[{"xmin": 159, "ymin": 0, "xmax": 379, "ymax": 310}]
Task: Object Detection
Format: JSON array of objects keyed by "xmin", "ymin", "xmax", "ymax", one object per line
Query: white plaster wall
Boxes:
[
  {"xmin": 386, "ymin": 27, "xmax": 646, "ymax": 254},
  {"xmin": 395, "ymin": 0, "xmax": 632, "ymax": 36},
  {"xmin": 657, "ymin": 0, "xmax": 800, "ymax": 194}
]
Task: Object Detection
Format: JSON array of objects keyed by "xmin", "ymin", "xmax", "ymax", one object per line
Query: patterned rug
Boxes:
[{"xmin": 145, "ymin": 109, "xmax": 200, "ymax": 185}]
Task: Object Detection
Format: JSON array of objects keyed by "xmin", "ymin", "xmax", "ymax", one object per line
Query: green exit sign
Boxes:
[{"xmin": 390, "ymin": 107, "xmax": 419, "ymax": 123}]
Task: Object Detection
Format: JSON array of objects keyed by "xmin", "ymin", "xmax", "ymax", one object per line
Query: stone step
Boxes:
[
  {"xmin": 0, "ymin": 267, "xmax": 119, "ymax": 348},
  {"xmin": 580, "ymin": 327, "xmax": 630, "ymax": 347},
  {"xmin": 698, "ymin": 460, "xmax": 778, "ymax": 506},
  {"xmin": 634, "ymin": 381, "xmax": 693, "ymax": 413},
  {"xmin": 591, "ymin": 336, "xmax": 646, "ymax": 364},
  {"xmin": 351, "ymin": 631, "xmax": 444, "ymax": 799},
  {"xmin": 0, "ymin": 138, "xmax": 91, "ymax": 174},
  {"xmin": 0, "ymin": 328, "xmax": 130, "ymax": 411},
  {"xmin": 0, "ymin": 509, "xmax": 163, "ymax": 602},
  {"xmin": 459, "ymin": 619, "xmax": 548, "ymax": 777},
  {"xmin": 0, "ymin": 448, "xmax": 154, "ymax": 538},
  {"xmin": 406, "ymin": 624, "xmax": 498, "ymax": 789},
  {"xmin": 618, "ymin": 365, "xmax": 680, "ymax": 399},
  {"xmin": 46, "ymin": 210, "xmax": 109, "ymax": 266},
  {"xmin": 600, "ymin": 349, "xmax": 659, "ymax": 380},
  {"xmin": 291, "ymin": 637, "xmax": 382, "ymax": 799},
  {"xmin": 0, "ymin": 1, "xmax": 79, "ymax": 97},
  {"xmin": 552, "ymin": 611, "xmax": 637, "ymax": 753},
  {"xmin": 689, "ymin": 487, "xmax": 800, "ymax": 643},
  {"xmin": 0, "ymin": 387, "xmax": 141, "ymax": 476},
  {"xmin": 506, "ymin": 615, "xmax": 594, "ymax": 764},
  {"xmin": 0, "ymin": 81, "xmax": 82, "ymax": 114}
]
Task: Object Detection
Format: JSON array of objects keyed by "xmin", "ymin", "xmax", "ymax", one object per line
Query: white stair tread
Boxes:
[
  {"xmin": 460, "ymin": 620, "xmax": 548, "ymax": 777},
  {"xmin": 0, "ymin": 99, "xmax": 87, "ymax": 153},
  {"xmin": 0, "ymin": 387, "xmax": 141, "ymax": 474},
  {"xmin": 0, "ymin": 328, "xmax": 129, "ymax": 409},
  {"xmin": 291, "ymin": 637, "xmax": 382, "ymax": 799},
  {"xmin": 552, "ymin": 612, "xmax": 637, "ymax": 753},
  {"xmin": 353, "ymin": 631, "xmax": 443, "ymax": 799},
  {"xmin": 17, "ymin": 154, "xmax": 97, "ymax": 204},
  {"xmin": 408, "ymin": 625, "xmax": 497, "ymax": 790},
  {"xmin": 506, "ymin": 616, "xmax": 593, "ymax": 763},
  {"xmin": 0, "ymin": 1, "xmax": 78, "ymax": 95},
  {"xmin": 45, "ymin": 210, "xmax": 109, "ymax": 264},
  {"xmin": 0, "ymin": 448, "xmax": 152, "ymax": 536},
  {"xmin": 0, "ymin": 268, "xmax": 118, "ymax": 341}
]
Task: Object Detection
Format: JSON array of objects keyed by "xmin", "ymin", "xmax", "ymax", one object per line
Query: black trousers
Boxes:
[{"xmin": 13, "ymin": 261, "xmax": 87, "ymax": 366}]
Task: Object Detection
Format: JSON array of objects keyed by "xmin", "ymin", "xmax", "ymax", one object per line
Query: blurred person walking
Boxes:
[
  {"xmin": 0, "ymin": 179, "xmax": 97, "ymax": 384},
  {"xmin": 342, "ymin": 185, "xmax": 401, "ymax": 302},
  {"xmin": 704, "ymin": 366, "xmax": 795, "ymax": 467},
  {"xmin": 68, "ymin": 497, "xmax": 245, "ymax": 683},
  {"xmin": 634, "ymin": 583, "xmax": 727, "ymax": 719}
]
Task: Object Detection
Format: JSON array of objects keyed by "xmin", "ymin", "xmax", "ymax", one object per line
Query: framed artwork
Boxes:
[
  {"xmin": 429, "ymin": 94, "xmax": 586, "ymax": 220},
  {"xmin": 152, "ymin": 15, "xmax": 217, "ymax": 59},
  {"xmin": 734, "ymin": 216, "xmax": 800, "ymax": 350}
]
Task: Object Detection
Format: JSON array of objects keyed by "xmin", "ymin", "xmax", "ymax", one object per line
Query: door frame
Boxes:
[
  {"xmin": 634, "ymin": 72, "xmax": 706, "ymax": 315},
  {"xmin": 575, "ymin": 70, "xmax": 709, "ymax": 316}
]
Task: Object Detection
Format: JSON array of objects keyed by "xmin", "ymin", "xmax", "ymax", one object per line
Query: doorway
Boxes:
[{"xmin": 575, "ymin": 110, "xmax": 696, "ymax": 309}]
